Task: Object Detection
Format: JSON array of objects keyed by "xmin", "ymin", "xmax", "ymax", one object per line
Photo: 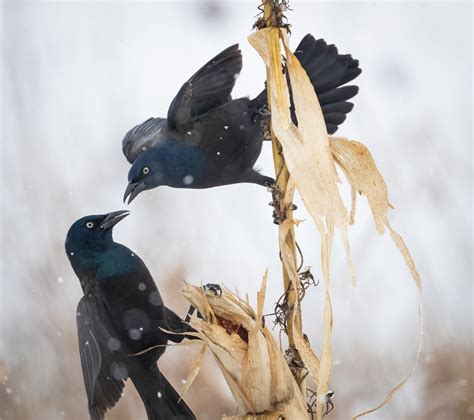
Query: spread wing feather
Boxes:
[
  {"xmin": 167, "ymin": 44, "xmax": 242, "ymax": 132},
  {"xmin": 122, "ymin": 117, "xmax": 167, "ymax": 163}
]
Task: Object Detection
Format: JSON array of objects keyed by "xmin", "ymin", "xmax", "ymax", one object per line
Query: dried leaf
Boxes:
[
  {"xmin": 249, "ymin": 29, "xmax": 356, "ymax": 283},
  {"xmin": 180, "ymin": 344, "xmax": 207, "ymax": 400},
  {"xmin": 316, "ymin": 291, "xmax": 333, "ymax": 419},
  {"xmin": 328, "ymin": 137, "xmax": 423, "ymax": 417},
  {"xmin": 292, "ymin": 329, "xmax": 320, "ymax": 381},
  {"xmin": 249, "ymin": 27, "xmax": 423, "ymax": 420},
  {"xmin": 329, "ymin": 137, "xmax": 391, "ymax": 234}
]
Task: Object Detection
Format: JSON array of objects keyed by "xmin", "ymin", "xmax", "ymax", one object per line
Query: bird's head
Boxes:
[
  {"xmin": 123, "ymin": 152, "xmax": 164, "ymax": 204},
  {"xmin": 65, "ymin": 210, "xmax": 130, "ymax": 257}
]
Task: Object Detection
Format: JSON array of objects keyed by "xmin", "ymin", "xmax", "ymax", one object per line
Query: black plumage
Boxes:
[
  {"xmin": 122, "ymin": 34, "xmax": 361, "ymax": 203},
  {"xmin": 65, "ymin": 210, "xmax": 196, "ymax": 420}
]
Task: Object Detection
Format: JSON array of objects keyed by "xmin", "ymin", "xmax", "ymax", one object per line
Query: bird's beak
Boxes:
[
  {"xmin": 123, "ymin": 182, "xmax": 146, "ymax": 204},
  {"xmin": 100, "ymin": 210, "xmax": 130, "ymax": 231}
]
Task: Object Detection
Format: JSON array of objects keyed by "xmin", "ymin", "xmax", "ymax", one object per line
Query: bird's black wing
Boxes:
[
  {"xmin": 167, "ymin": 44, "xmax": 242, "ymax": 133},
  {"xmin": 76, "ymin": 297, "xmax": 125, "ymax": 420},
  {"xmin": 122, "ymin": 117, "xmax": 167, "ymax": 164},
  {"xmin": 293, "ymin": 35, "xmax": 361, "ymax": 134}
]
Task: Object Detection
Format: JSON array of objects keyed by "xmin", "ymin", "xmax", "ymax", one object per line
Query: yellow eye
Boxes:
[
  {"xmin": 86, "ymin": 222, "xmax": 94, "ymax": 229},
  {"xmin": 143, "ymin": 167, "xmax": 149, "ymax": 175}
]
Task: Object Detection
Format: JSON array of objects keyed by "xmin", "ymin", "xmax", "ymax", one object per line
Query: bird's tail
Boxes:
[
  {"xmin": 160, "ymin": 374, "xmax": 196, "ymax": 420},
  {"xmin": 129, "ymin": 362, "xmax": 195, "ymax": 420},
  {"xmin": 250, "ymin": 34, "xmax": 361, "ymax": 134}
]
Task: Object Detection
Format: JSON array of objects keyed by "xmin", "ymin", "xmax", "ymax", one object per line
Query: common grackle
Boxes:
[
  {"xmin": 65, "ymin": 210, "xmax": 196, "ymax": 420},
  {"xmin": 123, "ymin": 34, "xmax": 361, "ymax": 203}
]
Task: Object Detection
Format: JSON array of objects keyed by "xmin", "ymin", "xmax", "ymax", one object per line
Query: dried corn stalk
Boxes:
[
  {"xmin": 181, "ymin": 276, "xmax": 308, "ymax": 419},
  {"xmin": 248, "ymin": 27, "xmax": 423, "ymax": 419},
  {"xmin": 262, "ymin": 1, "xmax": 303, "ymax": 378}
]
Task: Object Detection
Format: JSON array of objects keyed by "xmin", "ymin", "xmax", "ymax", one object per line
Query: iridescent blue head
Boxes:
[
  {"xmin": 65, "ymin": 210, "xmax": 130, "ymax": 258},
  {"xmin": 123, "ymin": 151, "xmax": 165, "ymax": 204},
  {"xmin": 123, "ymin": 144, "xmax": 205, "ymax": 204}
]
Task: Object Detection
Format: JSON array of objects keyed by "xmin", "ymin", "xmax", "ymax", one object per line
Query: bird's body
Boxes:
[
  {"xmin": 123, "ymin": 34, "xmax": 361, "ymax": 203},
  {"xmin": 66, "ymin": 211, "xmax": 195, "ymax": 420}
]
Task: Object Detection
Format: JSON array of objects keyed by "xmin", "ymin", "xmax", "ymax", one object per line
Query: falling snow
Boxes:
[
  {"xmin": 129, "ymin": 328, "xmax": 142, "ymax": 340},
  {"xmin": 148, "ymin": 291, "xmax": 161, "ymax": 306},
  {"xmin": 111, "ymin": 364, "xmax": 128, "ymax": 381},
  {"xmin": 107, "ymin": 337, "xmax": 121, "ymax": 351}
]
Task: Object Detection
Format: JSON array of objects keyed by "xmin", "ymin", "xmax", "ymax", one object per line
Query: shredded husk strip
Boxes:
[
  {"xmin": 179, "ymin": 344, "xmax": 206, "ymax": 400},
  {"xmin": 329, "ymin": 137, "xmax": 392, "ymax": 234},
  {"xmin": 329, "ymin": 137, "xmax": 424, "ymax": 417},
  {"xmin": 181, "ymin": 275, "xmax": 308, "ymax": 419},
  {"xmin": 249, "ymin": 27, "xmax": 423, "ymax": 419}
]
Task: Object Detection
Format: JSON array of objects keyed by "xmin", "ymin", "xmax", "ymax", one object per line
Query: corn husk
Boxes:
[
  {"xmin": 248, "ymin": 28, "xmax": 423, "ymax": 419},
  {"xmin": 181, "ymin": 275, "xmax": 308, "ymax": 419}
]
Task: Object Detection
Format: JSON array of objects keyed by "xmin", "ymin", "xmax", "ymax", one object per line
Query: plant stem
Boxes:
[{"xmin": 262, "ymin": 0, "xmax": 303, "ymax": 373}]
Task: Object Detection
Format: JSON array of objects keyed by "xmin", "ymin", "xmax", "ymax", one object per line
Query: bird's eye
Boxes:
[
  {"xmin": 86, "ymin": 222, "xmax": 94, "ymax": 229},
  {"xmin": 142, "ymin": 167, "xmax": 149, "ymax": 175}
]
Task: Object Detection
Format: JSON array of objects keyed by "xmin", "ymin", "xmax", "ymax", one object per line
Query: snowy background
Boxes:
[{"xmin": 1, "ymin": 1, "xmax": 472, "ymax": 419}]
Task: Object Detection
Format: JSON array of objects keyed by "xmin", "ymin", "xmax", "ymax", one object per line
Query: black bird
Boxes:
[
  {"xmin": 65, "ymin": 210, "xmax": 196, "ymax": 420},
  {"xmin": 122, "ymin": 34, "xmax": 361, "ymax": 203}
]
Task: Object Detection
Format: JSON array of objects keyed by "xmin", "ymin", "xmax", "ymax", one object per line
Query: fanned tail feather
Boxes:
[{"xmin": 251, "ymin": 34, "xmax": 361, "ymax": 134}]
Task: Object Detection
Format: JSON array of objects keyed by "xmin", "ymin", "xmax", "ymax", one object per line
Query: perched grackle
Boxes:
[
  {"xmin": 65, "ymin": 210, "xmax": 196, "ymax": 420},
  {"xmin": 123, "ymin": 34, "xmax": 361, "ymax": 203}
]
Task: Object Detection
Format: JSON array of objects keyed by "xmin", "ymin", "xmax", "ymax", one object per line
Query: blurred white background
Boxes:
[{"xmin": 1, "ymin": 1, "xmax": 472, "ymax": 419}]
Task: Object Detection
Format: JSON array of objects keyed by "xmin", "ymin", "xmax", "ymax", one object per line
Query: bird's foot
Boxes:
[
  {"xmin": 323, "ymin": 391, "xmax": 335, "ymax": 416},
  {"xmin": 184, "ymin": 284, "xmax": 222, "ymax": 323},
  {"xmin": 202, "ymin": 283, "xmax": 222, "ymax": 297},
  {"xmin": 258, "ymin": 104, "xmax": 271, "ymax": 118},
  {"xmin": 267, "ymin": 184, "xmax": 297, "ymax": 225},
  {"xmin": 257, "ymin": 105, "xmax": 272, "ymax": 141}
]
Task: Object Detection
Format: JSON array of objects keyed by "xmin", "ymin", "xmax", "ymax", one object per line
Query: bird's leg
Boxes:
[{"xmin": 184, "ymin": 305, "xmax": 197, "ymax": 323}]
